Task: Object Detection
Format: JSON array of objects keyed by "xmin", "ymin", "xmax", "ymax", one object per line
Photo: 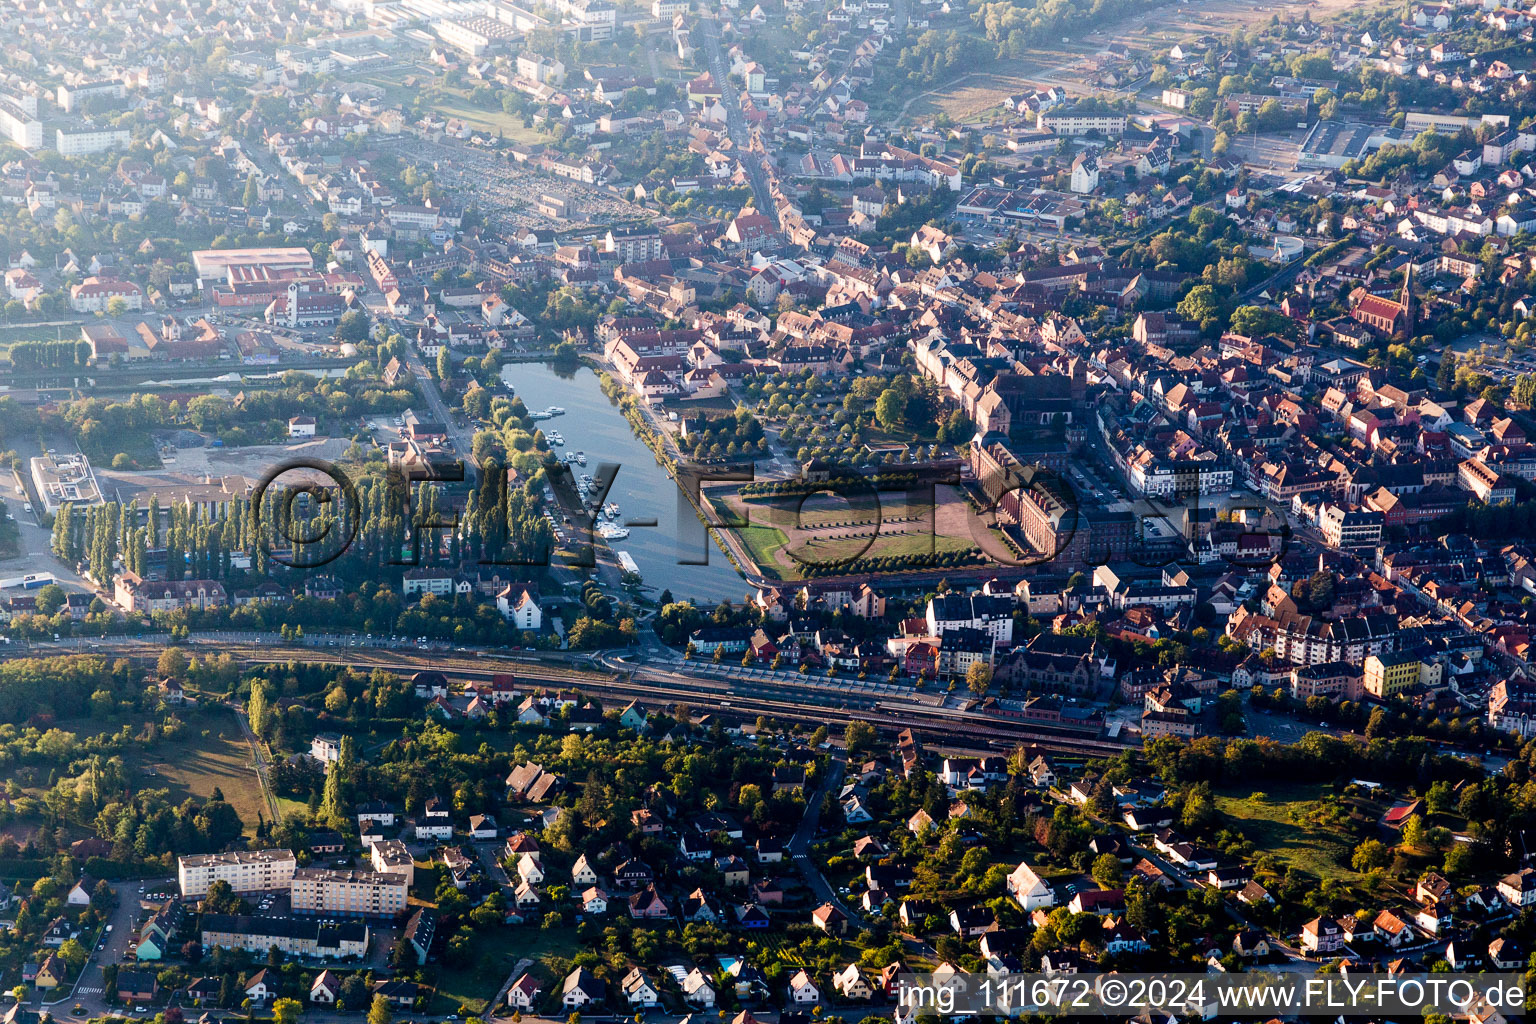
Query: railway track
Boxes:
[
  {"xmin": 361, "ymin": 660, "xmax": 1135, "ymax": 758},
  {"xmin": 21, "ymin": 642, "xmax": 1137, "ymax": 759}
]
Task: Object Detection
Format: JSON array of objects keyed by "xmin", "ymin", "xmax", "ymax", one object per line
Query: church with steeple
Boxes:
[{"xmin": 1347, "ymin": 261, "xmax": 1415, "ymax": 341}]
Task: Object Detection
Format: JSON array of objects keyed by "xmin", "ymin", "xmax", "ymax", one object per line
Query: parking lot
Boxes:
[{"xmin": 403, "ymin": 138, "xmax": 650, "ymax": 234}]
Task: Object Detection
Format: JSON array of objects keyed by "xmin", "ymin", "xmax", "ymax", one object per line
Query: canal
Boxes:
[{"xmin": 501, "ymin": 361, "xmax": 750, "ymax": 605}]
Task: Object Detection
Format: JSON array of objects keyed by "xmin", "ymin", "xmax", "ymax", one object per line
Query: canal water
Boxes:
[{"xmin": 501, "ymin": 362, "xmax": 750, "ymax": 605}]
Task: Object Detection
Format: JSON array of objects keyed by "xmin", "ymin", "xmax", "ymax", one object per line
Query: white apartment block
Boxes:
[
  {"xmin": 290, "ymin": 868, "xmax": 409, "ymax": 917},
  {"xmin": 0, "ymin": 97, "xmax": 42, "ymax": 150},
  {"xmin": 55, "ymin": 80, "xmax": 124, "ymax": 113},
  {"xmin": 369, "ymin": 839, "xmax": 416, "ymax": 887},
  {"xmin": 56, "ymin": 126, "xmax": 131, "ymax": 156},
  {"xmin": 1037, "ymin": 110, "xmax": 1127, "ymax": 137},
  {"xmin": 178, "ymin": 849, "xmax": 297, "ymax": 897}
]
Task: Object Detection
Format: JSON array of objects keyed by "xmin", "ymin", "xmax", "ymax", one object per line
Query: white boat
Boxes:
[
  {"xmin": 616, "ymin": 551, "xmax": 640, "ymax": 576},
  {"xmin": 604, "ymin": 502, "xmax": 621, "ymax": 519},
  {"xmin": 529, "ymin": 410, "xmax": 553, "ymax": 421},
  {"xmin": 547, "ymin": 406, "xmax": 565, "ymax": 416},
  {"xmin": 597, "ymin": 523, "xmax": 630, "ymax": 540},
  {"xmin": 576, "ymin": 452, "xmax": 587, "ymax": 465}
]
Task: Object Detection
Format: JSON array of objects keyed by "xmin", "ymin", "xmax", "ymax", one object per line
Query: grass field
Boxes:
[
  {"xmin": 900, "ymin": 72, "xmax": 1040, "ymax": 122},
  {"xmin": 13, "ymin": 709, "xmax": 270, "ymax": 836},
  {"xmin": 790, "ymin": 491, "xmax": 912, "ymax": 528},
  {"xmin": 786, "ymin": 531, "xmax": 975, "ymax": 564},
  {"xmin": 428, "ymin": 96, "xmax": 547, "ymax": 143},
  {"xmin": 133, "ymin": 714, "xmax": 270, "ymax": 835},
  {"xmin": 430, "ymin": 926, "xmax": 578, "ymax": 1014},
  {"xmin": 724, "ymin": 490, "xmax": 987, "ymax": 580},
  {"xmin": 359, "ymin": 70, "xmax": 546, "ymax": 143},
  {"xmin": 1214, "ymin": 782, "xmax": 1357, "ymax": 883},
  {"xmin": 879, "ymin": 0, "xmax": 1362, "ymax": 123},
  {"xmin": 275, "ymin": 796, "xmax": 311, "ymax": 821},
  {"xmin": 736, "ymin": 524, "xmax": 793, "ymax": 575}
]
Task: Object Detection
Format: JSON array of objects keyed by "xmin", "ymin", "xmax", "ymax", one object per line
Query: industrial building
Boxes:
[{"xmin": 29, "ymin": 452, "xmax": 103, "ymax": 514}]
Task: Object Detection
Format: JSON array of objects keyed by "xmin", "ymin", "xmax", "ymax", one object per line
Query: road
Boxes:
[
  {"xmin": 45, "ymin": 878, "xmax": 172, "ymax": 1019},
  {"xmin": 4, "ymin": 440, "xmax": 97, "ymax": 586},
  {"xmin": 1240, "ymin": 251, "xmax": 1309, "ymax": 302},
  {"xmin": 789, "ymin": 758, "xmax": 855, "ymax": 919},
  {"xmin": 400, "ymin": 343, "xmax": 477, "ymax": 461},
  {"xmin": 699, "ymin": 17, "xmax": 775, "ymax": 215}
]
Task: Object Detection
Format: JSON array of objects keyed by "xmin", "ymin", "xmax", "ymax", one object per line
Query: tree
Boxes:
[
  {"xmin": 57, "ymin": 938, "xmax": 89, "ymax": 972},
  {"xmin": 339, "ymin": 975, "xmax": 370, "ymax": 1010},
  {"xmin": 1400, "ymin": 815, "xmax": 1426, "ymax": 850},
  {"xmin": 204, "ymin": 880, "xmax": 241, "ymax": 915},
  {"xmin": 368, "ymin": 994, "xmax": 394, "ymax": 1024},
  {"xmin": 157, "ymin": 647, "xmax": 189, "ymax": 680},
  {"xmin": 1443, "ymin": 842, "xmax": 1472, "ymax": 876},
  {"xmin": 437, "ymin": 347, "xmax": 453, "ymax": 381},
  {"xmin": 1351, "ymin": 838, "xmax": 1390, "ymax": 871},
  {"xmin": 965, "ymin": 661, "xmax": 993, "ymax": 696},
  {"xmin": 1091, "ymin": 853, "xmax": 1123, "ymax": 888},
  {"xmin": 1176, "ymin": 283, "xmax": 1225, "ymax": 333},
  {"xmin": 1425, "ymin": 780, "xmax": 1454, "ymax": 814},
  {"xmin": 319, "ymin": 742, "xmax": 350, "ymax": 831},
  {"xmin": 1229, "ymin": 306, "xmax": 1291, "ymax": 338},
  {"xmin": 336, "ymin": 310, "xmax": 371, "ymax": 344},
  {"xmin": 248, "ymin": 680, "xmax": 272, "ymax": 739},
  {"xmin": 845, "ymin": 720, "xmax": 877, "ymax": 757},
  {"xmin": 874, "ymin": 389, "xmax": 904, "ymax": 430},
  {"xmin": 1180, "ymin": 786, "xmax": 1214, "ymax": 828},
  {"xmin": 272, "ymin": 999, "xmax": 303, "ymax": 1024},
  {"xmin": 1436, "ymin": 353, "xmax": 1457, "ymax": 391},
  {"xmin": 1290, "ymin": 51, "xmax": 1335, "ymax": 79},
  {"xmin": 34, "ymin": 583, "xmax": 65, "ymax": 615},
  {"xmin": 1515, "ymin": 373, "xmax": 1536, "ymax": 409}
]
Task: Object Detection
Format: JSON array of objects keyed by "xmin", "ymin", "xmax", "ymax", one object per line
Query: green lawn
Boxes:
[
  {"xmin": 1213, "ymin": 782, "xmax": 1358, "ymax": 883},
  {"xmin": 736, "ymin": 524, "xmax": 795, "ymax": 577},
  {"xmin": 728, "ymin": 493, "xmax": 980, "ymax": 581},
  {"xmin": 86, "ymin": 429, "xmax": 163, "ymax": 470},
  {"xmin": 358, "ymin": 71, "xmax": 546, "ymax": 143},
  {"xmin": 429, "ymin": 96, "xmax": 547, "ymax": 143},
  {"xmin": 430, "ymin": 925, "xmax": 578, "ymax": 1015},
  {"xmin": 275, "ymin": 796, "xmax": 312, "ymax": 822},
  {"xmin": 133, "ymin": 714, "xmax": 271, "ymax": 835}
]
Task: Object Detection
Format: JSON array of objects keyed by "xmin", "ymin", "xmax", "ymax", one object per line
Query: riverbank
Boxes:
[
  {"xmin": 593, "ymin": 363, "xmax": 757, "ymax": 584},
  {"xmin": 500, "ymin": 360, "xmax": 751, "ymax": 604}
]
